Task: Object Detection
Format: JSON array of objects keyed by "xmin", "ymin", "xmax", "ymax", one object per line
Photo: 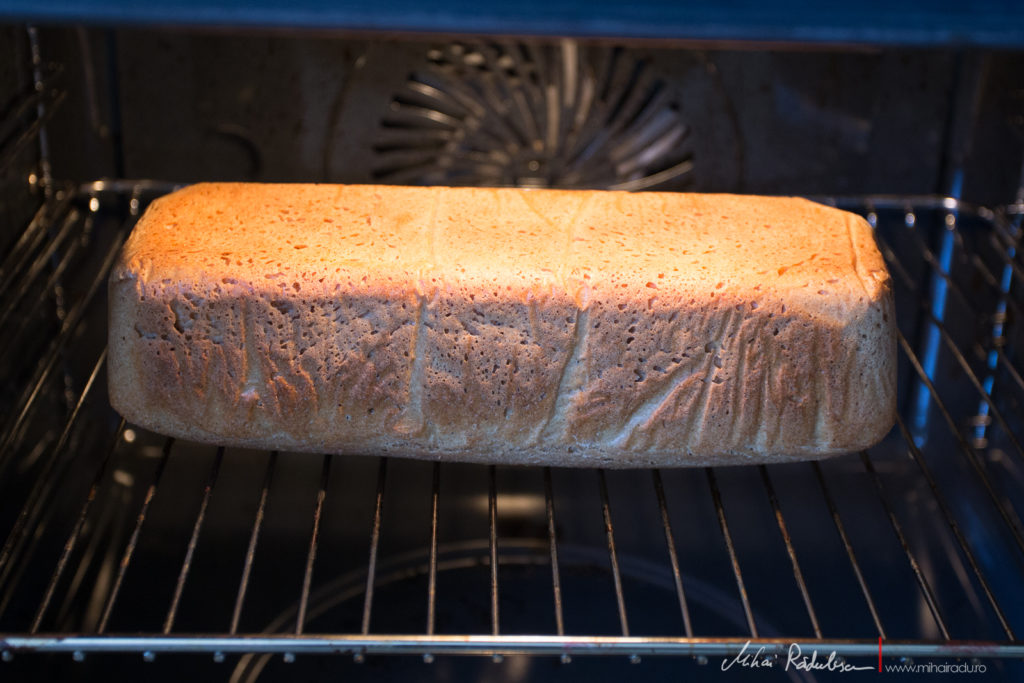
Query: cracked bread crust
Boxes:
[{"xmin": 108, "ymin": 183, "xmax": 896, "ymax": 467}]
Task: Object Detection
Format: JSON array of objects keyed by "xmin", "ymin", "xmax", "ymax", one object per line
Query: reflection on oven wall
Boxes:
[
  {"xmin": 36, "ymin": 27, "xmax": 1024, "ymax": 205},
  {"xmin": 0, "ymin": 26, "xmax": 41, "ymax": 242}
]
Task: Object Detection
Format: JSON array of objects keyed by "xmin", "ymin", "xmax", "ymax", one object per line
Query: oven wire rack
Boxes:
[{"xmin": 0, "ymin": 177, "xmax": 1023, "ymax": 673}]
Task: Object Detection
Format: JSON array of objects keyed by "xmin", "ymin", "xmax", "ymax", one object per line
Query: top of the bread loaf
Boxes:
[{"xmin": 113, "ymin": 183, "xmax": 889, "ymax": 326}]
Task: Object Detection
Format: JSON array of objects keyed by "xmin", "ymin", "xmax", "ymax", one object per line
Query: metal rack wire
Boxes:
[{"xmin": 0, "ymin": 179, "xmax": 1022, "ymax": 677}]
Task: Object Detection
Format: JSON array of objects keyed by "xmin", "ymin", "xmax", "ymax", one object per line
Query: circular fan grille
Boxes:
[{"xmin": 371, "ymin": 41, "xmax": 695, "ymax": 190}]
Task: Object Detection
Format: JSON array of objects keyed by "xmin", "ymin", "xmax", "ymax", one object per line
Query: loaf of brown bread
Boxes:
[{"xmin": 108, "ymin": 183, "xmax": 895, "ymax": 467}]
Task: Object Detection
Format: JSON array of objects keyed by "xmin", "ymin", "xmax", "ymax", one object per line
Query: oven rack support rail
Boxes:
[
  {"xmin": 1, "ymin": 635, "xmax": 1022, "ymax": 662},
  {"xmin": 0, "ymin": 181, "xmax": 1023, "ymax": 666}
]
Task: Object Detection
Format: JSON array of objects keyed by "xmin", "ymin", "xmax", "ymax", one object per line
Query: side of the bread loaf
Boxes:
[{"xmin": 108, "ymin": 184, "xmax": 895, "ymax": 467}]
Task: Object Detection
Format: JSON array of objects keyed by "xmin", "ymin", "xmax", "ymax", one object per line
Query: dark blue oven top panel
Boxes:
[{"xmin": 2, "ymin": 0, "xmax": 1023, "ymax": 47}]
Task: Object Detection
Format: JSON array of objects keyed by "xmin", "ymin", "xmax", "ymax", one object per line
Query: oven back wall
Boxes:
[{"xmin": 41, "ymin": 28, "xmax": 1006, "ymax": 199}]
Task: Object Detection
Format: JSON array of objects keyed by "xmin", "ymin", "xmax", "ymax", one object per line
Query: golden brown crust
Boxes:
[{"xmin": 108, "ymin": 183, "xmax": 896, "ymax": 467}]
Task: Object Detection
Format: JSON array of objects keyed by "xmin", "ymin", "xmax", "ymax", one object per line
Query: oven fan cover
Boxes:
[{"xmin": 326, "ymin": 40, "xmax": 741, "ymax": 191}]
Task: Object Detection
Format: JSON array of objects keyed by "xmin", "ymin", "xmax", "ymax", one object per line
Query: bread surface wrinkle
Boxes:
[{"xmin": 108, "ymin": 183, "xmax": 896, "ymax": 466}]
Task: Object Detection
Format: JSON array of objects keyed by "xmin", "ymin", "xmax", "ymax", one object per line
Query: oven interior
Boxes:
[{"xmin": 1, "ymin": 17, "xmax": 1024, "ymax": 682}]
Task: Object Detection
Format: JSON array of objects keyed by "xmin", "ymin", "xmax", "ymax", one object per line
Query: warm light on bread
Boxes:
[{"xmin": 108, "ymin": 183, "xmax": 895, "ymax": 466}]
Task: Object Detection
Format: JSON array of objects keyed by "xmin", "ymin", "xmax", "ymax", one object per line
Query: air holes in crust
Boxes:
[{"xmin": 271, "ymin": 300, "xmax": 296, "ymax": 316}]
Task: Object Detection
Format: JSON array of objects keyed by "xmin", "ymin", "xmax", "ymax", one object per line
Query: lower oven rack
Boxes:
[{"xmin": 0, "ymin": 181, "xmax": 1023, "ymax": 675}]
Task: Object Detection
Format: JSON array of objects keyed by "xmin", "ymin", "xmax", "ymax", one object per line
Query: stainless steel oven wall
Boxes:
[{"xmin": 0, "ymin": 25, "xmax": 42, "ymax": 253}]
